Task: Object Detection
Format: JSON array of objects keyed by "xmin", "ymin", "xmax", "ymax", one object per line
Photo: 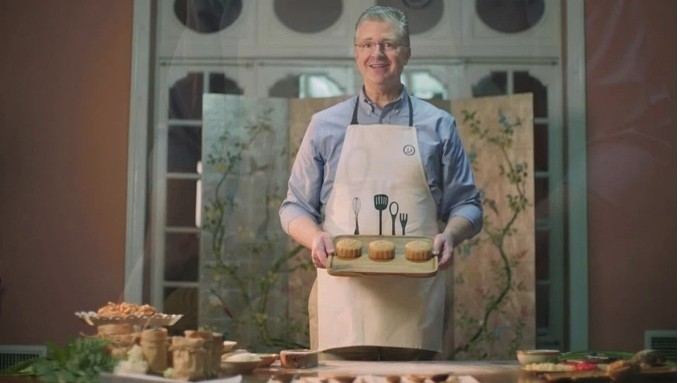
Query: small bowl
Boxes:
[
  {"xmin": 223, "ymin": 340, "xmax": 238, "ymax": 353},
  {"xmin": 255, "ymin": 353, "xmax": 279, "ymax": 368},
  {"xmin": 220, "ymin": 360, "xmax": 260, "ymax": 375},
  {"xmin": 517, "ymin": 349, "xmax": 560, "ymax": 365},
  {"xmin": 221, "ymin": 352, "xmax": 262, "ymax": 375}
]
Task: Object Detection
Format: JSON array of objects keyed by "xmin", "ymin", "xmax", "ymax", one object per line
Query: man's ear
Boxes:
[{"xmin": 403, "ymin": 47, "xmax": 412, "ymax": 65}]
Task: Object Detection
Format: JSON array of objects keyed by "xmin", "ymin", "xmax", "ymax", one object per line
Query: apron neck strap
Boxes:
[{"xmin": 351, "ymin": 95, "xmax": 414, "ymax": 126}]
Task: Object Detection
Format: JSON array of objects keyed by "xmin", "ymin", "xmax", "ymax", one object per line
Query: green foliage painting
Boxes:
[
  {"xmin": 447, "ymin": 94, "xmax": 536, "ymax": 359},
  {"xmin": 200, "ymin": 95, "xmax": 312, "ymax": 351}
]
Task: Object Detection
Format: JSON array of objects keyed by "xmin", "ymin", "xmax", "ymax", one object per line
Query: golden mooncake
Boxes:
[
  {"xmin": 404, "ymin": 240, "xmax": 433, "ymax": 262},
  {"xmin": 368, "ymin": 240, "xmax": 396, "ymax": 261},
  {"xmin": 335, "ymin": 238, "xmax": 363, "ymax": 259}
]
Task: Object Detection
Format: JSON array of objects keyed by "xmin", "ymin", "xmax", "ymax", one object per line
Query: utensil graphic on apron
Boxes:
[
  {"xmin": 373, "ymin": 194, "xmax": 388, "ymax": 235},
  {"xmin": 399, "ymin": 213, "xmax": 408, "ymax": 235},
  {"xmin": 389, "ymin": 201, "xmax": 399, "ymax": 235},
  {"xmin": 316, "ymin": 96, "xmax": 446, "ymax": 352},
  {"xmin": 352, "ymin": 197, "xmax": 361, "ymax": 235}
]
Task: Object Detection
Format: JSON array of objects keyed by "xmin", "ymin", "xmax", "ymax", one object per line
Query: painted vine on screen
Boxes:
[
  {"xmin": 451, "ymin": 108, "xmax": 531, "ymax": 359},
  {"xmin": 202, "ymin": 109, "xmax": 312, "ymax": 350}
]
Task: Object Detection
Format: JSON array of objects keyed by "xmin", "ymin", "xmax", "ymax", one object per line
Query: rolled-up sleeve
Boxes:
[
  {"xmin": 438, "ymin": 117, "xmax": 483, "ymax": 235},
  {"xmin": 279, "ymin": 97, "xmax": 353, "ymax": 235},
  {"xmin": 279, "ymin": 122, "xmax": 324, "ymax": 235}
]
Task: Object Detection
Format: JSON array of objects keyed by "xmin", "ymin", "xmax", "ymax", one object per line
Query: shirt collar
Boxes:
[{"xmin": 359, "ymin": 85, "xmax": 408, "ymax": 114}]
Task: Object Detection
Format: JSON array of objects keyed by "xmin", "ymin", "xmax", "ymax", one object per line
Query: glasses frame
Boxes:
[{"xmin": 354, "ymin": 41, "xmax": 404, "ymax": 53}]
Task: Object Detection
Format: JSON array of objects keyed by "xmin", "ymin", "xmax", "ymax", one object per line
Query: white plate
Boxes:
[{"xmin": 75, "ymin": 311, "xmax": 183, "ymax": 327}]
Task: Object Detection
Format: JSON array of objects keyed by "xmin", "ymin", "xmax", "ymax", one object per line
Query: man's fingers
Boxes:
[
  {"xmin": 432, "ymin": 234, "xmax": 446, "ymax": 255},
  {"xmin": 322, "ymin": 233, "xmax": 335, "ymax": 255},
  {"xmin": 438, "ymin": 251, "xmax": 453, "ymax": 269},
  {"xmin": 310, "ymin": 232, "xmax": 334, "ymax": 269}
]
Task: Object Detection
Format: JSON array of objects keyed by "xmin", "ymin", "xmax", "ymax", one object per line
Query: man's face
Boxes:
[{"xmin": 354, "ymin": 20, "xmax": 411, "ymax": 91}]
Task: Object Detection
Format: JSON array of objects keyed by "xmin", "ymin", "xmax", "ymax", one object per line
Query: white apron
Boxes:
[{"xmin": 317, "ymin": 97, "xmax": 446, "ymax": 352}]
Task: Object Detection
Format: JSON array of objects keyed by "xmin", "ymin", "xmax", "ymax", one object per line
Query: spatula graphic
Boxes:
[{"xmin": 374, "ymin": 194, "xmax": 388, "ymax": 235}]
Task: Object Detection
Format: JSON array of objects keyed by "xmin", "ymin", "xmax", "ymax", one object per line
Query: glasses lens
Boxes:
[{"xmin": 356, "ymin": 42, "xmax": 400, "ymax": 52}]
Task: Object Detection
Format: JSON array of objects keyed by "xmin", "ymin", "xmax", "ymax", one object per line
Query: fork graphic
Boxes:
[{"xmin": 399, "ymin": 213, "xmax": 408, "ymax": 235}]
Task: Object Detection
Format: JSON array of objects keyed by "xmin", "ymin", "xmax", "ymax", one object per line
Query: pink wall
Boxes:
[
  {"xmin": 585, "ymin": 0, "xmax": 676, "ymax": 351},
  {"xmin": 0, "ymin": 0, "xmax": 675, "ymax": 352},
  {"xmin": 0, "ymin": 1, "xmax": 132, "ymax": 345}
]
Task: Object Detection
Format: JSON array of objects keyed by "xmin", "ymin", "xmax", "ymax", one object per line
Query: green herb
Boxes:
[{"xmin": 0, "ymin": 337, "xmax": 116, "ymax": 383}]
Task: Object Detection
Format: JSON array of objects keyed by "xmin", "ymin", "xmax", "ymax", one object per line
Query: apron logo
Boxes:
[{"xmin": 403, "ymin": 144, "xmax": 416, "ymax": 156}]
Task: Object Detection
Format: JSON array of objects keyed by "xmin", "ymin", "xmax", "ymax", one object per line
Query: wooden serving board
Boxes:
[{"xmin": 327, "ymin": 235, "xmax": 438, "ymax": 277}]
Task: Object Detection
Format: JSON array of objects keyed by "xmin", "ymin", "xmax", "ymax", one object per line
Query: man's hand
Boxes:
[
  {"xmin": 311, "ymin": 232, "xmax": 335, "ymax": 268},
  {"xmin": 433, "ymin": 232, "xmax": 454, "ymax": 269},
  {"xmin": 287, "ymin": 215, "xmax": 336, "ymax": 269},
  {"xmin": 433, "ymin": 215, "xmax": 476, "ymax": 269}
]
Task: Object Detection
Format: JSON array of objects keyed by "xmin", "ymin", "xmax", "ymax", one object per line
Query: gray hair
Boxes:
[{"xmin": 355, "ymin": 6, "xmax": 410, "ymax": 47}]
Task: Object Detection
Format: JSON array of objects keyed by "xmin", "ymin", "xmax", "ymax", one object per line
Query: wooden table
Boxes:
[
  {"xmin": 97, "ymin": 360, "xmax": 545, "ymax": 383},
  {"xmin": 8, "ymin": 360, "xmax": 677, "ymax": 383},
  {"xmin": 263, "ymin": 360, "xmax": 532, "ymax": 383}
]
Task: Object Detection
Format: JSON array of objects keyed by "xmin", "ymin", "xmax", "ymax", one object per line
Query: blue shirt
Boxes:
[{"xmin": 279, "ymin": 87, "xmax": 483, "ymax": 235}]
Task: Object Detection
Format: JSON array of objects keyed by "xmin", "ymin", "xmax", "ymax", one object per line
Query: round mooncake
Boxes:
[
  {"xmin": 335, "ymin": 238, "xmax": 363, "ymax": 259},
  {"xmin": 368, "ymin": 240, "xmax": 396, "ymax": 261},
  {"xmin": 404, "ymin": 240, "xmax": 433, "ymax": 261}
]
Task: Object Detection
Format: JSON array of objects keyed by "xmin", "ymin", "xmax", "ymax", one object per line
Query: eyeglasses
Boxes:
[{"xmin": 354, "ymin": 41, "xmax": 403, "ymax": 53}]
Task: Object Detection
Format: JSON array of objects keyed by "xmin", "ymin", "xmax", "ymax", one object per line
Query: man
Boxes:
[{"xmin": 279, "ymin": 5, "xmax": 482, "ymax": 361}]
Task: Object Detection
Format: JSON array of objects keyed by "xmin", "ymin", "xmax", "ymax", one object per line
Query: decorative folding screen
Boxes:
[
  {"xmin": 447, "ymin": 93, "xmax": 536, "ymax": 359},
  {"xmin": 200, "ymin": 93, "xmax": 535, "ymax": 358}
]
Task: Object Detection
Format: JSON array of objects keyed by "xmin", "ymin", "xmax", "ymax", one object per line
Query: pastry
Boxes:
[
  {"xmin": 368, "ymin": 240, "xmax": 396, "ymax": 260},
  {"xmin": 631, "ymin": 349, "xmax": 666, "ymax": 367},
  {"xmin": 404, "ymin": 240, "xmax": 433, "ymax": 261},
  {"xmin": 335, "ymin": 238, "xmax": 363, "ymax": 258},
  {"xmin": 97, "ymin": 301, "xmax": 156, "ymax": 317},
  {"xmin": 607, "ymin": 360, "xmax": 639, "ymax": 382},
  {"xmin": 279, "ymin": 349, "xmax": 318, "ymax": 369}
]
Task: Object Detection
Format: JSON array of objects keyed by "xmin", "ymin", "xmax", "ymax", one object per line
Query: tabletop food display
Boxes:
[
  {"xmin": 0, "ymin": 302, "xmax": 675, "ymax": 383},
  {"xmin": 516, "ymin": 348, "xmax": 675, "ymax": 382}
]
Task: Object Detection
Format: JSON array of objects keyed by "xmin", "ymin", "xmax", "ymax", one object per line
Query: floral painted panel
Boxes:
[
  {"xmin": 200, "ymin": 94, "xmax": 306, "ymax": 351},
  {"xmin": 446, "ymin": 93, "xmax": 536, "ymax": 359}
]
